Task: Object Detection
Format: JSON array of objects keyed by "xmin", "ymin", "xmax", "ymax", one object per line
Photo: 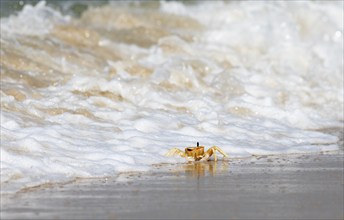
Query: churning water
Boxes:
[{"xmin": 1, "ymin": 1, "xmax": 343, "ymax": 193}]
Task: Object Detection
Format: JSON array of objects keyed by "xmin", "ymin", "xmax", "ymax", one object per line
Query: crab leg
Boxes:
[
  {"xmin": 200, "ymin": 146, "xmax": 228, "ymax": 161},
  {"xmin": 212, "ymin": 146, "xmax": 229, "ymax": 158},
  {"xmin": 165, "ymin": 148, "xmax": 187, "ymax": 158}
]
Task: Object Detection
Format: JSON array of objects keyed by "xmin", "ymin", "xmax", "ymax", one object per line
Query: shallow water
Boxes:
[
  {"xmin": 1, "ymin": 1, "xmax": 343, "ymax": 194},
  {"xmin": 2, "ymin": 153, "xmax": 343, "ymax": 219}
]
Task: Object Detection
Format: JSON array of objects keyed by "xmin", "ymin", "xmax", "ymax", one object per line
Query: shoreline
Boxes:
[
  {"xmin": 2, "ymin": 148, "xmax": 342, "ymax": 197},
  {"xmin": 1, "ymin": 150, "xmax": 343, "ymax": 219}
]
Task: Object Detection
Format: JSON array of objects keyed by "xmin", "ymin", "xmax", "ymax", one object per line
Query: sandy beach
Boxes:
[{"xmin": 1, "ymin": 149, "xmax": 343, "ymax": 220}]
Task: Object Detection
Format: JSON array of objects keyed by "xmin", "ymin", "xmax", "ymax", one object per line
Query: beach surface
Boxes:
[{"xmin": 1, "ymin": 149, "xmax": 343, "ymax": 220}]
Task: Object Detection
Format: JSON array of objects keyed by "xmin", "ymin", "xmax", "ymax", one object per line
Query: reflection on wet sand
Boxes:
[{"xmin": 169, "ymin": 161, "xmax": 229, "ymax": 178}]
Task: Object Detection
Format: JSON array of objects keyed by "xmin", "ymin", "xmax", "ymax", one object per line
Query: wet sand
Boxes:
[{"xmin": 1, "ymin": 150, "xmax": 343, "ymax": 219}]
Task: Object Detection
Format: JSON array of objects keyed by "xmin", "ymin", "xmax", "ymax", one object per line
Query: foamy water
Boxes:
[{"xmin": 1, "ymin": 1, "xmax": 343, "ymax": 194}]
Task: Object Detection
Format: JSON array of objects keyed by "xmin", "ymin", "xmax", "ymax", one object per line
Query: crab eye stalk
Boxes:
[{"xmin": 197, "ymin": 142, "xmax": 199, "ymax": 147}]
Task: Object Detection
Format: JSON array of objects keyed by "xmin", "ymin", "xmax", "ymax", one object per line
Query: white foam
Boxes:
[{"xmin": 0, "ymin": 1, "xmax": 69, "ymax": 36}]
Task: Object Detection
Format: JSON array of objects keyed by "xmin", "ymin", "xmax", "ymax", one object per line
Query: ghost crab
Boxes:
[{"xmin": 165, "ymin": 142, "xmax": 228, "ymax": 162}]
